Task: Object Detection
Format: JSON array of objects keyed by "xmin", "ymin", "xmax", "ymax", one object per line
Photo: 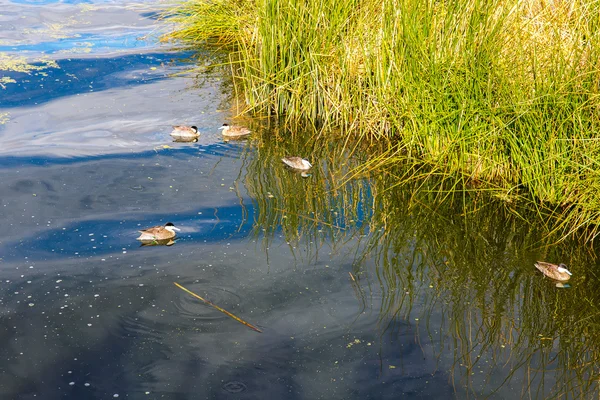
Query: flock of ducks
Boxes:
[
  {"xmin": 147, "ymin": 124, "xmax": 578, "ymax": 285},
  {"xmin": 137, "ymin": 224, "xmax": 576, "ymax": 285},
  {"xmin": 170, "ymin": 123, "xmax": 253, "ymax": 142},
  {"xmin": 137, "ymin": 123, "xmax": 312, "ymax": 245}
]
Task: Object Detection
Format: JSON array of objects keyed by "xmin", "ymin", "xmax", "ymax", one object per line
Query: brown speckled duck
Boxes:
[
  {"xmin": 170, "ymin": 125, "xmax": 199, "ymax": 140},
  {"xmin": 137, "ymin": 222, "xmax": 180, "ymax": 242},
  {"xmin": 218, "ymin": 124, "xmax": 251, "ymax": 137},
  {"xmin": 282, "ymin": 156, "xmax": 312, "ymax": 171},
  {"xmin": 534, "ymin": 261, "xmax": 572, "ymax": 282}
]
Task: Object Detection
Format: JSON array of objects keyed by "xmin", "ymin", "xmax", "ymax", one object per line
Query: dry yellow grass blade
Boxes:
[{"xmin": 174, "ymin": 282, "xmax": 263, "ymax": 333}]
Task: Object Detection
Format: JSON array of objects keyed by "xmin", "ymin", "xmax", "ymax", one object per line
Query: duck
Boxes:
[
  {"xmin": 282, "ymin": 156, "xmax": 312, "ymax": 171},
  {"xmin": 534, "ymin": 261, "xmax": 572, "ymax": 282},
  {"xmin": 136, "ymin": 222, "xmax": 181, "ymax": 242},
  {"xmin": 218, "ymin": 124, "xmax": 251, "ymax": 137},
  {"xmin": 170, "ymin": 125, "xmax": 199, "ymax": 140}
]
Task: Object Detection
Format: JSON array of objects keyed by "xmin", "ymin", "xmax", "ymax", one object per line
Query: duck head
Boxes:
[
  {"xmin": 164, "ymin": 222, "xmax": 181, "ymax": 233},
  {"xmin": 557, "ymin": 263, "xmax": 572, "ymax": 275}
]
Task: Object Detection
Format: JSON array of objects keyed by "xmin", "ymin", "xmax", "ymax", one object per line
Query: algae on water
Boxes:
[
  {"xmin": 0, "ymin": 53, "xmax": 59, "ymax": 73},
  {"xmin": 0, "ymin": 77, "xmax": 16, "ymax": 89}
]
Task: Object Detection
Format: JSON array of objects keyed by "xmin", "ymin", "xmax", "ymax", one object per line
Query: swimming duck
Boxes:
[
  {"xmin": 170, "ymin": 125, "xmax": 199, "ymax": 140},
  {"xmin": 136, "ymin": 222, "xmax": 181, "ymax": 242},
  {"xmin": 534, "ymin": 261, "xmax": 572, "ymax": 282},
  {"xmin": 218, "ymin": 124, "xmax": 251, "ymax": 137},
  {"xmin": 282, "ymin": 157, "xmax": 312, "ymax": 170}
]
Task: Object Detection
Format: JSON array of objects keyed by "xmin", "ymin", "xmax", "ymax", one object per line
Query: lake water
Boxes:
[{"xmin": 1, "ymin": 1, "xmax": 600, "ymax": 399}]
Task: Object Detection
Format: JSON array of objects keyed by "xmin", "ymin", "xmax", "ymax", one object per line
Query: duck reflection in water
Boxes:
[
  {"xmin": 172, "ymin": 137, "xmax": 198, "ymax": 143},
  {"xmin": 139, "ymin": 238, "xmax": 176, "ymax": 247}
]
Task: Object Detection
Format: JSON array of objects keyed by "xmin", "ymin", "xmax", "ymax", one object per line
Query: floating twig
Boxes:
[{"xmin": 174, "ymin": 282, "xmax": 262, "ymax": 333}]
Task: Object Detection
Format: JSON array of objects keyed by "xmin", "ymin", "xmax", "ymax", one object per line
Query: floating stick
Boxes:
[{"xmin": 174, "ymin": 282, "xmax": 262, "ymax": 333}]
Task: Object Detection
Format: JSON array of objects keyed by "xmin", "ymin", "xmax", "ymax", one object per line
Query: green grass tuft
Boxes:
[{"xmin": 162, "ymin": 0, "xmax": 600, "ymax": 242}]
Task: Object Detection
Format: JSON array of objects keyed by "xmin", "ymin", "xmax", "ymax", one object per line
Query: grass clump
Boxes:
[{"xmin": 162, "ymin": 0, "xmax": 600, "ymax": 242}]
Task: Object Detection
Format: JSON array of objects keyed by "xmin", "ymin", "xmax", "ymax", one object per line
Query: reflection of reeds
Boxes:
[
  {"xmin": 370, "ymin": 182, "xmax": 600, "ymax": 397},
  {"xmin": 244, "ymin": 125, "xmax": 372, "ymax": 265},
  {"xmin": 241, "ymin": 130, "xmax": 600, "ymax": 397},
  {"xmin": 373, "ymin": 183, "xmax": 600, "ymax": 397}
]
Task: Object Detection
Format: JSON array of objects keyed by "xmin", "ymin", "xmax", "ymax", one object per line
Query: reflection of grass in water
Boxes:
[
  {"xmin": 244, "ymin": 124, "xmax": 374, "ymax": 265},
  {"xmin": 243, "ymin": 130, "xmax": 600, "ymax": 396},
  {"xmin": 516, "ymin": 277, "xmax": 600, "ymax": 397},
  {"xmin": 367, "ymin": 180, "xmax": 600, "ymax": 397}
]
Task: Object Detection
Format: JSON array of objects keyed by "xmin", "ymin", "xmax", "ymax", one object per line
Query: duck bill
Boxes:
[{"xmin": 172, "ymin": 227, "xmax": 181, "ymax": 231}]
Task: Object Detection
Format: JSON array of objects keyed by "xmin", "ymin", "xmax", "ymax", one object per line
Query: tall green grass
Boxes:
[{"xmin": 162, "ymin": 0, "xmax": 600, "ymax": 242}]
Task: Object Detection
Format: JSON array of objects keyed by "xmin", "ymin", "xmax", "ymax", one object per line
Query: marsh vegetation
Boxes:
[
  {"xmin": 163, "ymin": 0, "xmax": 600, "ymax": 242},
  {"xmin": 155, "ymin": 1, "xmax": 600, "ymax": 396}
]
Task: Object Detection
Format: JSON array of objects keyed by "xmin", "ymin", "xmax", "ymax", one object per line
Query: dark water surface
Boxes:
[{"xmin": 2, "ymin": 1, "xmax": 600, "ymax": 399}]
